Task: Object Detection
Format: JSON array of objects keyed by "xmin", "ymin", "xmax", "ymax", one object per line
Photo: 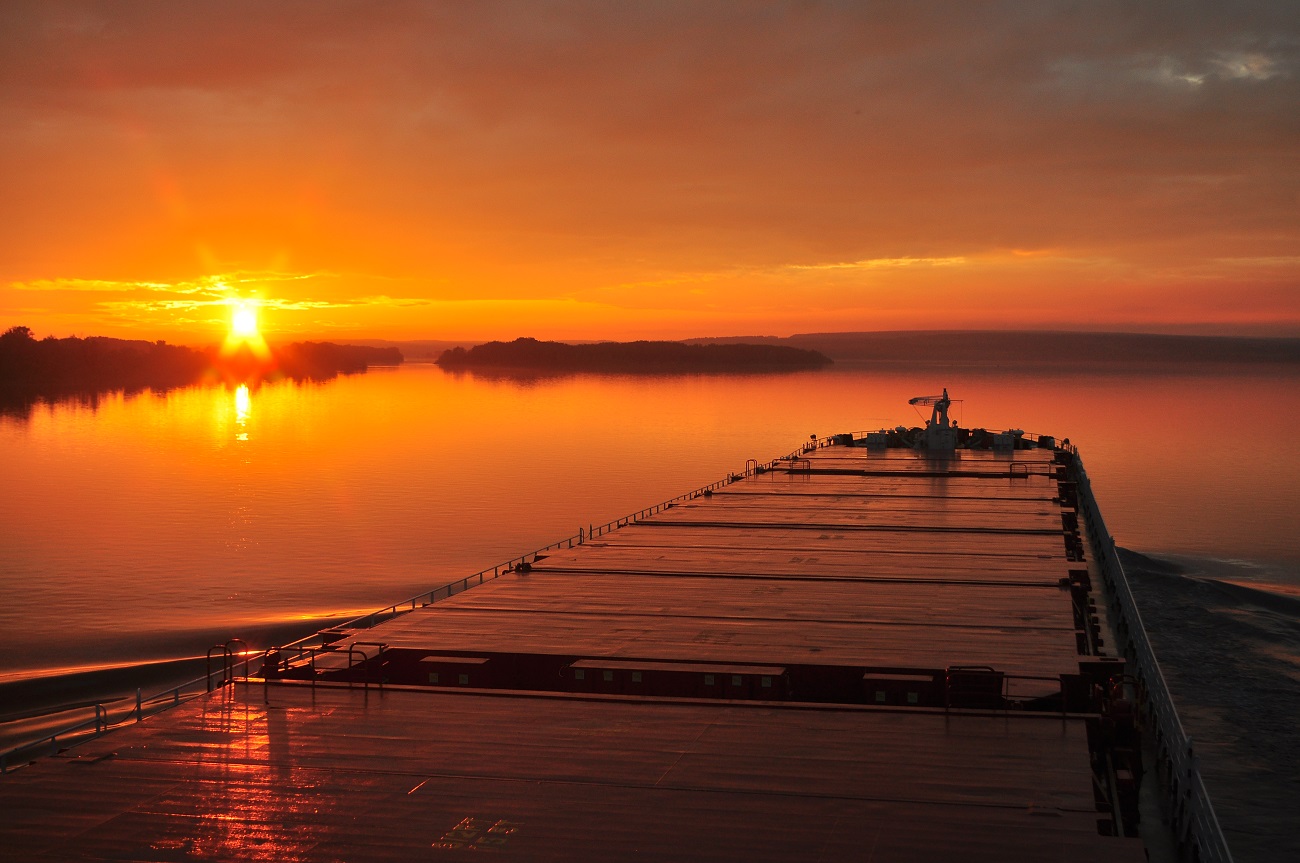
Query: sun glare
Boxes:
[
  {"xmin": 218, "ymin": 299, "xmax": 272, "ymax": 373},
  {"xmin": 231, "ymin": 303, "xmax": 259, "ymax": 338}
]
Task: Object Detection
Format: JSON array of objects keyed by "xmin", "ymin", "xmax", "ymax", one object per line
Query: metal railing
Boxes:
[
  {"xmin": 347, "ymin": 642, "xmax": 387, "ymax": 691},
  {"xmin": 1071, "ymin": 450, "xmax": 1233, "ymax": 863},
  {"xmin": 326, "ymin": 464, "xmax": 775, "ymax": 637},
  {"xmin": 0, "ymin": 656, "xmax": 247, "ymax": 774}
]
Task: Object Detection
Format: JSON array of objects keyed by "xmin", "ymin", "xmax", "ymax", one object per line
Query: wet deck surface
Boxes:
[
  {"xmin": 0, "ymin": 687, "xmax": 1135, "ymax": 862},
  {"xmin": 0, "ymin": 443, "xmax": 1145, "ymax": 861},
  {"xmin": 375, "ymin": 447, "xmax": 1080, "ymax": 676}
]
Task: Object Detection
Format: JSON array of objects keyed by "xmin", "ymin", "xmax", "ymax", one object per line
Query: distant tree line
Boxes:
[
  {"xmin": 0, "ymin": 326, "xmax": 403, "ymax": 406},
  {"xmin": 0, "ymin": 326, "xmax": 209, "ymax": 393},
  {"xmin": 436, "ymin": 337, "xmax": 833, "ymax": 373},
  {"xmin": 276, "ymin": 341, "xmax": 403, "ymax": 377}
]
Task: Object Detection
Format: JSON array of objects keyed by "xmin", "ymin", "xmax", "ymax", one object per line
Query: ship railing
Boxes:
[
  {"xmin": 1071, "ymin": 451, "xmax": 1233, "ymax": 863},
  {"xmin": 261, "ymin": 452, "xmax": 846, "ymax": 664},
  {"xmin": 585, "ymin": 432, "xmax": 874, "ymax": 535},
  {"xmin": 781, "ymin": 429, "xmax": 1063, "ymax": 460},
  {"xmin": 776, "ymin": 428, "xmax": 1060, "ymax": 459},
  {"xmin": 325, "ymin": 463, "xmax": 786, "ymax": 634},
  {"xmin": 652, "ymin": 427, "xmax": 1062, "ymax": 486},
  {"xmin": 0, "ymin": 647, "xmax": 256, "ymax": 774},
  {"xmin": 586, "ymin": 475, "xmax": 735, "ymax": 539},
  {"xmin": 347, "ymin": 643, "xmax": 387, "ymax": 691}
]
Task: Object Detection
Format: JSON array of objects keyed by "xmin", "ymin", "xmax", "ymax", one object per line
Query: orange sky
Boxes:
[{"xmin": 1, "ymin": 1, "xmax": 1297, "ymax": 344}]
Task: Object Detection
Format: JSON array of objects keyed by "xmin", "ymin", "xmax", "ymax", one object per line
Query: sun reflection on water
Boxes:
[{"xmin": 235, "ymin": 385, "xmax": 251, "ymax": 441}]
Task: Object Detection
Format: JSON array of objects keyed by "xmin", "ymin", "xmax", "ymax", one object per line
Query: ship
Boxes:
[{"xmin": 0, "ymin": 393, "xmax": 1231, "ymax": 861}]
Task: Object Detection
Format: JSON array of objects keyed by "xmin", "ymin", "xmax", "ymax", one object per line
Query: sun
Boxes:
[
  {"xmin": 217, "ymin": 298, "xmax": 271, "ymax": 375},
  {"xmin": 231, "ymin": 303, "xmax": 259, "ymax": 339}
]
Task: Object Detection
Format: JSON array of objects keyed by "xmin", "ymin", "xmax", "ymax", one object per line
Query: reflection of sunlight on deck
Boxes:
[{"xmin": 189, "ymin": 689, "xmax": 311, "ymax": 861}]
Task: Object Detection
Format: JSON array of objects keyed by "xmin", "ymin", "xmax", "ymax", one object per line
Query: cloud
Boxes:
[
  {"xmin": 788, "ymin": 257, "xmax": 967, "ymax": 272},
  {"xmin": 1211, "ymin": 51, "xmax": 1287, "ymax": 81},
  {"xmin": 1137, "ymin": 50, "xmax": 1290, "ymax": 88},
  {"xmin": 7, "ymin": 270, "xmax": 434, "ymax": 337},
  {"xmin": 13, "ymin": 278, "xmax": 181, "ymax": 292},
  {"xmin": 1213, "ymin": 256, "xmax": 1300, "ymax": 267},
  {"xmin": 12, "ymin": 271, "xmax": 317, "ymax": 295},
  {"xmin": 351, "ymin": 295, "xmax": 433, "ymax": 308},
  {"xmin": 99, "ymin": 292, "xmax": 413, "ymax": 316}
]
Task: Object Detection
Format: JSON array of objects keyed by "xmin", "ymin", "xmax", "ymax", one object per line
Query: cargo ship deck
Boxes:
[{"xmin": 0, "ymin": 441, "xmax": 1167, "ymax": 861}]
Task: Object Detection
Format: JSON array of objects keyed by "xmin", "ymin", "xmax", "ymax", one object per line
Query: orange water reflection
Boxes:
[{"xmin": 234, "ymin": 384, "xmax": 251, "ymax": 441}]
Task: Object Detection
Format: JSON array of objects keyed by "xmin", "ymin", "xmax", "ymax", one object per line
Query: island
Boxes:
[
  {"xmin": 0, "ymin": 325, "xmax": 403, "ymax": 405},
  {"xmin": 435, "ymin": 337, "xmax": 833, "ymax": 373}
]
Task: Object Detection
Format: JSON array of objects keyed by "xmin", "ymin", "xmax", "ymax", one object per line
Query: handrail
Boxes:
[
  {"xmin": 1071, "ymin": 450, "xmax": 1233, "ymax": 863},
  {"xmin": 1, "ymin": 670, "xmax": 219, "ymax": 774},
  {"xmin": 586, "ymin": 476, "xmax": 736, "ymax": 540},
  {"xmin": 347, "ymin": 642, "xmax": 388, "ymax": 691},
  {"xmin": 226, "ymin": 638, "xmax": 250, "ymax": 681},
  {"xmin": 205, "ymin": 643, "xmax": 231, "ymax": 692}
]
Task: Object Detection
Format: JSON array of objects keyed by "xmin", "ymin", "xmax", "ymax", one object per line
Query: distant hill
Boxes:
[
  {"xmin": 684, "ymin": 331, "xmax": 1300, "ymax": 365},
  {"xmin": 437, "ymin": 337, "xmax": 832, "ymax": 373}
]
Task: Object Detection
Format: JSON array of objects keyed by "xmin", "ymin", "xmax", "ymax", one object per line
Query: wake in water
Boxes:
[{"xmin": 1120, "ymin": 548, "xmax": 1300, "ymax": 863}]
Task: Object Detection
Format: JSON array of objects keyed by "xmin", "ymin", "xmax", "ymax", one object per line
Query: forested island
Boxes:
[
  {"xmin": 436, "ymin": 337, "xmax": 833, "ymax": 373},
  {"xmin": 0, "ymin": 325, "xmax": 403, "ymax": 402}
]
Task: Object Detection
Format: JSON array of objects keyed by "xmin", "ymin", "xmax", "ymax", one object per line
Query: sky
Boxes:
[{"xmin": 1, "ymin": 1, "xmax": 1297, "ymax": 344}]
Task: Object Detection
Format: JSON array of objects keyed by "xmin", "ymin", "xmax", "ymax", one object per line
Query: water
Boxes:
[
  {"xmin": 1, "ymin": 361, "xmax": 1297, "ymax": 860},
  {"xmin": 1117, "ymin": 550, "xmax": 1300, "ymax": 862}
]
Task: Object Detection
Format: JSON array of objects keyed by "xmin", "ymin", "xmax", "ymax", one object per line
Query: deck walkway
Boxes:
[{"xmin": 0, "ymin": 442, "xmax": 1148, "ymax": 861}]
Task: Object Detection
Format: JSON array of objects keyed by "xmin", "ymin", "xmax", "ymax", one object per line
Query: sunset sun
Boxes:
[
  {"xmin": 219, "ymin": 300, "xmax": 271, "ymax": 368},
  {"xmin": 231, "ymin": 303, "xmax": 259, "ymax": 339}
]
